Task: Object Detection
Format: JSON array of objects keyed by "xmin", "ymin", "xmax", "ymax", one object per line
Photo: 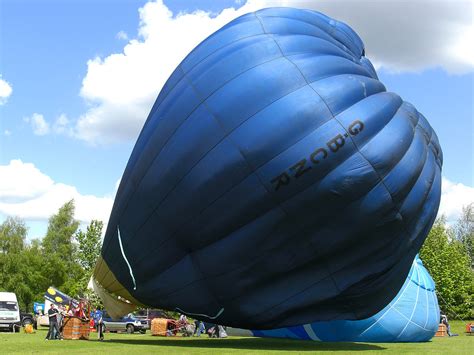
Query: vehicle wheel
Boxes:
[
  {"xmin": 139, "ymin": 329, "xmax": 146, "ymax": 334},
  {"xmin": 22, "ymin": 318, "xmax": 33, "ymax": 327},
  {"xmin": 126, "ymin": 324, "xmax": 134, "ymax": 334}
]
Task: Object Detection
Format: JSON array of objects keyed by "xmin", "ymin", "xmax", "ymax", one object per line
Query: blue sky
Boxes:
[{"xmin": 0, "ymin": 0, "xmax": 472, "ymax": 240}]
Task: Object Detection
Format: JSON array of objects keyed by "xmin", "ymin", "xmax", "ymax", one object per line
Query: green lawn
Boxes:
[{"xmin": 0, "ymin": 321, "xmax": 472, "ymax": 354}]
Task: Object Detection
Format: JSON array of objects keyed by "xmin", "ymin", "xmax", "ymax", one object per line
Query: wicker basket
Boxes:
[
  {"xmin": 435, "ymin": 323, "xmax": 447, "ymax": 337},
  {"xmin": 62, "ymin": 316, "xmax": 90, "ymax": 340},
  {"xmin": 151, "ymin": 318, "xmax": 170, "ymax": 336}
]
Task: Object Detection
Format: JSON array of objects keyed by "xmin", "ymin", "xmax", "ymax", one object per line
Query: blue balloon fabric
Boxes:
[
  {"xmin": 251, "ymin": 256, "xmax": 440, "ymax": 342},
  {"xmin": 94, "ymin": 7, "xmax": 443, "ymax": 330}
]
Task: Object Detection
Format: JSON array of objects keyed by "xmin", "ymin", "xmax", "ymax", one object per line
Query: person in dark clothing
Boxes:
[
  {"xmin": 45, "ymin": 304, "xmax": 61, "ymax": 340},
  {"xmin": 193, "ymin": 319, "xmax": 199, "ymax": 336},
  {"xmin": 441, "ymin": 314, "xmax": 458, "ymax": 337}
]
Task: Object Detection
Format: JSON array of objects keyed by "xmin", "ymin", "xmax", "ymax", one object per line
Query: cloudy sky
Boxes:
[{"xmin": 0, "ymin": 0, "xmax": 473, "ymax": 239}]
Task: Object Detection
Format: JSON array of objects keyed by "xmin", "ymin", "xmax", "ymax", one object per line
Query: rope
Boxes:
[
  {"xmin": 175, "ymin": 307, "xmax": 224, "ymax": 320},
  {"xmin": 436, "ymin": 291, "xmax": 466, "ymax": 322},
  {"xmin": 117, "ymin": 226, "xmax": 137, "ymax": 290}
]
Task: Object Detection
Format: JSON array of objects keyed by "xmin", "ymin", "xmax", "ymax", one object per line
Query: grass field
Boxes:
[{"xmin": 0, "ymin": 320, "xmax": 472, "ymax": 354}]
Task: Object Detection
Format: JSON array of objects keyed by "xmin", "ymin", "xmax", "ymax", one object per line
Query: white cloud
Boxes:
[
  {"xmin": 53, "ymin": 113, "xmax": 72, "ymax": 135},
  {"xmin": 269, "ymin": 0, "xmax": 474, "ymax": 73},
  {"xmin": 4, "ymin": 129, "xmax": 11, "ymax": 136},
  {"xmin": 0, "ymin": 160, "xmax": 113, "ymax": 225},
  {"xmin": 72, "ymin": 0, "xmax": 473, "ymax": 145},
  {"xmin": 116, "ymin": 30, "xmax": 129, "ymax": 40},
  {"xmin": 438, "ymin": 177, "xmax": 474, "ymax": 223},
  {"xmin": 75, "ymin": 0, "xmax": 251, "ymax": 144},
  {"xmin": 24, "ymin": 113, "xmax": 73, "ymax": 136},
  {"xmin": 0, "ymin": 76, "xmax": 13, "ymax": 105},
  {"xmin": 0, "ymin": 160, "xmax": 54, "ymax": 202},
  {"xmin": 25, "ymin": 113, "xmax": 50, "ymax": 136},
  {"xmin": 449, "ymin": 24, "xmax": 474, "ymax": 69}
]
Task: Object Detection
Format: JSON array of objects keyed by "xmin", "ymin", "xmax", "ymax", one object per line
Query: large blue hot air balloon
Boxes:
[
  {"xmin": 238, "ymin": 255, "xmax": 439, "ymax": 342},
  {"xmin": 93, "ymin": 7, "xmax": 442, "ymax": 330}
]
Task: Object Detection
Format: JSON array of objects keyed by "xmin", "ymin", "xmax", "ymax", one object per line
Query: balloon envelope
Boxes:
[{"xmin": 94, "ymin": 7, "xmax": 442, "ymax": 329}]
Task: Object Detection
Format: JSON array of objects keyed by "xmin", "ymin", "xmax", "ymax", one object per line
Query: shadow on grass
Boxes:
[{"xmin": 107, "ymin": 337, "xmax": 386, "ymax": 351}]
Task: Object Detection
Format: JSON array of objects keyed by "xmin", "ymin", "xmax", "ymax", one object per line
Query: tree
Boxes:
[
  {"xmin": 41, "ymin": 200, "xmax": 84, "ymax": 296},
  {"xmin": 453, "ymin": 203, "xmax": 474, "ymax": 269},
  {"xmin": 42, "ymin": 200, "xmax": 79, "ymax": 258},
  {"xmin": 19, "ymin": 240, "xmax": 50, "ymax": 311},
  {"xmin": 75, "ymin": 220, "xmax": 103, "ymax": 272},
  {"xmin": 420, "ymin": 218, "xmax": 474, "ymax": 319},
  {"xmin": 0, "ymin": 217, "xmax": 29, "ymax": 309},
  {"xmin": 0, "ymin": 218, "xmax": 47, "ymax": 311},
  {"xmin": 0, "ymin": 217, "xmax": 27, "ymax": 254},
  {"xmin": 74, "ymin": 220, "xmax": 104, "ymax": 307},
  {"xmin": 0, "ymin": 205, "xmax": 106, "ymax": 311}
]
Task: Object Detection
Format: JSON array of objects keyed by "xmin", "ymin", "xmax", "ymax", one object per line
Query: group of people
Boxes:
[
  {"xmin": 44, "ymin": 301, "xmax": 102, "ymax": 340},
  {"xmin": 43, "ymin": 305, "xmax": 227, "ymax": 341},
  {"xmin": 177, "ymin": 314, "xmax": 227, "ymax": 338}
]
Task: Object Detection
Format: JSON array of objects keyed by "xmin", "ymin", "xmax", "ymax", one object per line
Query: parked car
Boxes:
[
  {"xmin": 132, "ymin": 314, "xmax": 149, "ymax": 329},
  {"xmin": 102, "ymin": 312, "xmax": 148, "ymax": 334},
  {"xmin": 0, "ymin": 292, "xmax": 21, "ymax": 332},
  {"xmin": 20, "ymin": 312, "xmax": 35, "ymax": 328},
  {"xmin": 133, "ymin": 309, "xmax": 174, "ymax": 323}
]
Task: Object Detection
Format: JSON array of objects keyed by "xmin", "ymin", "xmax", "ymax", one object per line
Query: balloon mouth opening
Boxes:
[{"xmin": 92, "ymin": 256, "xmax": 143, "ymax": 319}]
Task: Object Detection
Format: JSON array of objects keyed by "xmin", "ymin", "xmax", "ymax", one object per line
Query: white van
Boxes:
[{"xmin": 0, "ymin": 292, "xmax": 21, "ymax": 332}]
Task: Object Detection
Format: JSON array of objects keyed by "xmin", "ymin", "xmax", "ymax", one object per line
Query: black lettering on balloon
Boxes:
[
  {"xmin": 310, "ymin": 148, "xmax": 328, "ymax": 164},
  {"xmin": 348, "ymin": 120, "xmax": 364, "ymax": 136},
  {"xmin": 270, "ymin": 119, "xmax": 365, "ymax": 191},
  {"xmin": 271, "ymin": 172, "xmax": 291, "ymax": 191},
  {"xmin": 327, "ymin": 134, "xmax": 345, "ymax": 152},
  {"xmin": 290, "ymin": 159, "xmax": 312, "ymax": 178}
]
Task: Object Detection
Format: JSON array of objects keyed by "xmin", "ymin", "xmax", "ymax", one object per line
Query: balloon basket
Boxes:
[
  {"xmin": 151, "ymin": 318, "xmax": 178, "ymax": 336},
  {"xmin": 62, "ymin": 316, "xmax": 90, "ymax": 340},
  {"xmin": 435, "ymin": 324, "xmax": 447, "ymax": 337}
]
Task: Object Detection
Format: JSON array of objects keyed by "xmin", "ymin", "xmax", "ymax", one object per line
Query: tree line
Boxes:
[
  {"xmin": 0, "ymin": 200, "xmax": 102, "ymax": 312},
  {"xmin": 420, "ymin": 203, "xmax": 474, "ymax": 319}
]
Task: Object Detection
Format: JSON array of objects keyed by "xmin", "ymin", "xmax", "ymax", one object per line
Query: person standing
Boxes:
[
  {"xmin": 94, "ymin": 308, "xmax": 104, "ymax": 341},
  {"xmin": 45, "ymin": 304, "xmax": 61, "ymax": 340},
  {"xmin": 440, "ymin": 314, "xmax": 457, "ymax": 337},
  {"xmin": 57, "ymin": 305, "xmax": 66, "ymax": 333},
  {"xmin": 195, "ymin": 320, "xmax": 206, "ymax": 337},
  {"xmin": 179, "ymin": 314, "xmax": 187, "ymax": 324},
  {"xmin": 75, "ymin": 301, "xmax": 86, "ymax": 320}
]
